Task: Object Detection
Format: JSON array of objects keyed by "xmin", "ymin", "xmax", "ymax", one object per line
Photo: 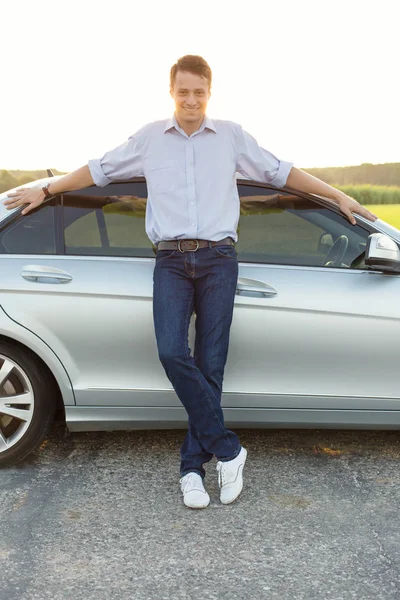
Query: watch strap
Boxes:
[{"xmin": 42, "ymin": 184, "xmax": 52, "ymax": 198}]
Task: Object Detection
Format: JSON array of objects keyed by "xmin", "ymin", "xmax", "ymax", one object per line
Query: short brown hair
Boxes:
[{"xmin": 170, "ymin": 55, "xmax": 212, "ymax": 90}]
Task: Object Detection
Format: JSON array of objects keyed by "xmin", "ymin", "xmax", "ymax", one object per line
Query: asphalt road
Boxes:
[{"xmin": 1, "ymin": 426, "xmax": 400, "ymax": 600}]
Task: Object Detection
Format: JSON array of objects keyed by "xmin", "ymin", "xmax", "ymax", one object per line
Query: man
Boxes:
[{"xmin": 5, "ymin": 55, "xmax": 377, "ymax": 510}]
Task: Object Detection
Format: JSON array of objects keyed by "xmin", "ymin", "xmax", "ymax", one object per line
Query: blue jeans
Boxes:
[{"xmin": 153, "ymin": 242, "xmax": 242, "ymax": 478}]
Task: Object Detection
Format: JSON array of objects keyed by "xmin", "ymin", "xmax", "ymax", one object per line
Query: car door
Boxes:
[
  {"xmin": 222, "ymin": 183, "xmax": 400, "ymax": 411},
  {"xmin": 0, "ymin": 180, "xmax": 175, "ymax": 407}
]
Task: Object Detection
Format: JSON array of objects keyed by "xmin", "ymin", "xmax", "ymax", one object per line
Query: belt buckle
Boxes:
[{"xmin": 178, "ymin": 239, "xmax": 200, "ymax": 253}]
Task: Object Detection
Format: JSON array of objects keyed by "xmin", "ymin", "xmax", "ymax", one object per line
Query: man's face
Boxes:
[{"xmin": 170, "ymin": 70, "xmax": 211, "ymax": 130}]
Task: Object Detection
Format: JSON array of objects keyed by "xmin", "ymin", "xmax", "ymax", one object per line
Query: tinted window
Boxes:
[
  {"xmin": 0, "ymin": 201, "xmax": 57, "ymax": 254},
  {"xmin": 237, "ymin": 185, "xmax": 370, "ymax": 268},
  {"xmin": 62, "ymin": 182, "xmax": 153, "ymax": 257}
]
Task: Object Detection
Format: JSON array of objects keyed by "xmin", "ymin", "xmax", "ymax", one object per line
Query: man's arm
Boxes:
[
  {"xmin": 4, "ymin": 127, "xmax": 146, "ymax": 216},
  {"xmin": 235, "ymin": 125, "xmax": 378, "ymax": 225},
  {"xmin": 286, "ymin": 167, "xmax": 378, "ymax": 225},
  {"xmin": 4, "ymin": 165, "xmax": 94, "ymax": 215}
]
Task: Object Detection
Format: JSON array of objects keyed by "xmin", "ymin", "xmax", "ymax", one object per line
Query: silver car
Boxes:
[{"xmin": 1, "ymin": 176, "xmax": 399, "ymax": 466}]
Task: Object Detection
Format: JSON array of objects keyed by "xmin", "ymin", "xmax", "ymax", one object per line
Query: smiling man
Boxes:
[{"xmin": 5, "ymin": 55, "xmax": 377, "ymax": 510}]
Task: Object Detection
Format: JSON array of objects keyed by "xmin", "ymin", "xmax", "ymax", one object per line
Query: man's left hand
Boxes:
[
  {"xmin": 285, "ymin": 168, "xmax": 379, "ymax": 226},
  {"xmin": 336, "ymin": 192, "xmax": 378, "ymax": 225}
]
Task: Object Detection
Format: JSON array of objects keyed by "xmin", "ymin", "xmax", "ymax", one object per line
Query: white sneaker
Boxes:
[
  {"xmin": 216, "ymin": 447, "xmax": 247, "ymax": 505},
  {"xmin": 180, "ymin": 473, "xmax": 210, "ymax": 509}
]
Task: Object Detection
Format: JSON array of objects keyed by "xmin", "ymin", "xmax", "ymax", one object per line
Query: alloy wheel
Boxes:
[{"xmin": 0, "ymin": 354, "xmax": 35, "ymax": 454}]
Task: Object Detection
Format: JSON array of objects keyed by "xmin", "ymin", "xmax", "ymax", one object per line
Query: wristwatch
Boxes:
[{"xmin": 41, "ymin": 184, "xmax": 52, "ymax": 198}]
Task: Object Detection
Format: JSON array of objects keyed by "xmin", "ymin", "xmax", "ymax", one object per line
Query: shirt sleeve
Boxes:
[
  {"xmin": 88, "ymin": 130, "xmax": 145, "ymax": 187},
  {"xmin": 235, "ymin": 125, "xmax": 293, "ymax": 188}
]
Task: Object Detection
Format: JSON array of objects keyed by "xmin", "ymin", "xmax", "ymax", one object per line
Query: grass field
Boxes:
[
  {"xmin": 338, "ymin": 185, "xmax": 400, "ymax": 205},
  {"xmin": 365, "ymin": 204, "xmax": 400, "ymax": 229}
]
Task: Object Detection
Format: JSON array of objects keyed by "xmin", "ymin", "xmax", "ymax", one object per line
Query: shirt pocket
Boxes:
[{"xmin": 146, "ymin": 160, "xmax": 176, "ymax": 194}]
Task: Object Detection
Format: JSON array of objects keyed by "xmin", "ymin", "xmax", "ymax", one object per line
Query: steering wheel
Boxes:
[{"xmin": 324, "ymin": 235, "xmax": 349, "ymax": 267}]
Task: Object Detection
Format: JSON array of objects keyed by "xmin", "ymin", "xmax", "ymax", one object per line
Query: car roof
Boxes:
[{"xmin": 0, "ymin": 175, "xmax": 64, "ymax": 222}]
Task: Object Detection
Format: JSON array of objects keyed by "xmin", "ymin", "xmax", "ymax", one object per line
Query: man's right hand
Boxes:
[
  {"xmin": 3, "ymin": 166, "xmax": 95, "ymax": 216},
  {"xmin": 4, "ymin": 187, "xmax": 46, "ymax": 216}
]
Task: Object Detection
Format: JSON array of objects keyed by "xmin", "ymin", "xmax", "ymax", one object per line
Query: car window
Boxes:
[
  {"xmin": 0, "ymin": 200, "xmax": 57, "ymax": 255},
  {"xmin": 236, "ymin": 185, "xmax": 370, "ymax": 268},
  {"xmin": 62, "ymin": 182, "xmax": 154, "ymax": 257}
]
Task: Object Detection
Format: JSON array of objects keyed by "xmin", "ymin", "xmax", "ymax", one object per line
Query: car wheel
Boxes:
[{"xmin": 0, "ymin": 341, "xmax": 56, "ymax": 467}]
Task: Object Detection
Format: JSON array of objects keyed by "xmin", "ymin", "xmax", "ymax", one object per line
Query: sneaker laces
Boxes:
[
  {"xmin": 216, "ymin": 461, "xmax": 231, "ymax": 487},
  {"xmin": 180, "ymin": 473, "xmax": 202, "ymax": 493}
]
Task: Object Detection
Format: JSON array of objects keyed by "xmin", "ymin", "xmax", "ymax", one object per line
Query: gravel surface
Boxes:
[{"xmin": 1, "ymin": 427, "xmax": 400, "ymax": 600}]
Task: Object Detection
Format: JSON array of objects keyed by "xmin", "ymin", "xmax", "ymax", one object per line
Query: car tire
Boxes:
[{"xmin": 0, "ymin": 341, "xmax": 56, "ymax": 467}]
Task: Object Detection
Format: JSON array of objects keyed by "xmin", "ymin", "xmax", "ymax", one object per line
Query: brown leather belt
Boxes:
[{"xmin": 157, "ymin": 236, "xmax": 234, "ymax": 253}]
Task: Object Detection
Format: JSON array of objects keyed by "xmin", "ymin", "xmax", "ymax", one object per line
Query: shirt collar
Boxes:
[{"xmin": 164, "ymin": 114, "xmax": 217, "ymax": 135}]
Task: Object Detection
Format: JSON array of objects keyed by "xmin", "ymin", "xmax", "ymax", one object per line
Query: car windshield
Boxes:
[{"xmin": 0, "ymin": 177, "xmax": 61, "ymax": 223}]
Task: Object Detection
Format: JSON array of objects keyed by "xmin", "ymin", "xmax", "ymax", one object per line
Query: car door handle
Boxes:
[
  {"xmin": 21, "ymin": 265, "xmax": 73, "ymax": 283},
  {"xmin": 236, "ymin": 278, "xmax": 277, "ymax": 297}
]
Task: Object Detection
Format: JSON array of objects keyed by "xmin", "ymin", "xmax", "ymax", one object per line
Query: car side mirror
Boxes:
[
  {"xmin": 318, "ymin": 233, "xmax": 333, "ymax": 253},
  {"xmin": 365, "ymin": 233, "xmax": 400, "ymax": 273}
]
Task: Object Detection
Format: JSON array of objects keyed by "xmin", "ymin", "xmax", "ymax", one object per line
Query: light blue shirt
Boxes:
[{"xmin": 88, "ymin": 116, "xmax": 293, "ymax": 245}]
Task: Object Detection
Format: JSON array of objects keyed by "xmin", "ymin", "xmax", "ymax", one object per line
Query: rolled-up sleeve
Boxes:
[
  {"xmin": 235, "ymin": 126, "xmax": 293, "ymax": 188},
  {"xmin": 88, "ymin": 131, "xmax": 145, "ymax": 187}
]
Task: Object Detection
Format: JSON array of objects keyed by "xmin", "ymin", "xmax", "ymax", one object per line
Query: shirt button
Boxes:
[
  {"xmin": 190, "ymin": 202, "xmax": 194, "ymax": 206},
  {"xmin": 191, "ymin": 223, "xmax": 195, "ymax": 226}
]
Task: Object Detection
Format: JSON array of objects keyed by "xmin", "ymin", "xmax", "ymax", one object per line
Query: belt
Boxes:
[{"xmin": 157, "ymin": 237, "xmax": 234, "ymax": 253}]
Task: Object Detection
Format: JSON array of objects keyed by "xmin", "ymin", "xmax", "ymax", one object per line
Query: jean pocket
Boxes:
[
  {"xmin": 156, "ymin": 249, "xmax": 177, "ymax": 260},
  {"xmin": 214, "ymin": 245, "xmax": 237, "ymax": 259}
]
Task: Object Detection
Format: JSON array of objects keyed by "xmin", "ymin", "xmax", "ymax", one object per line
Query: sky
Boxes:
[{"xmin": 1, "ymin": 0, "xmax": 399, "ymax": 171}]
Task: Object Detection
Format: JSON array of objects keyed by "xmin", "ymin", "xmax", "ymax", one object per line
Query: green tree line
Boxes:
[
  {"xmin": 0, "ymin": 169, "xmax": 66, "ymax": 194},
  {"xmin": 305, "ymin": 162, "xmax": 400, "ymax": 186}
]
